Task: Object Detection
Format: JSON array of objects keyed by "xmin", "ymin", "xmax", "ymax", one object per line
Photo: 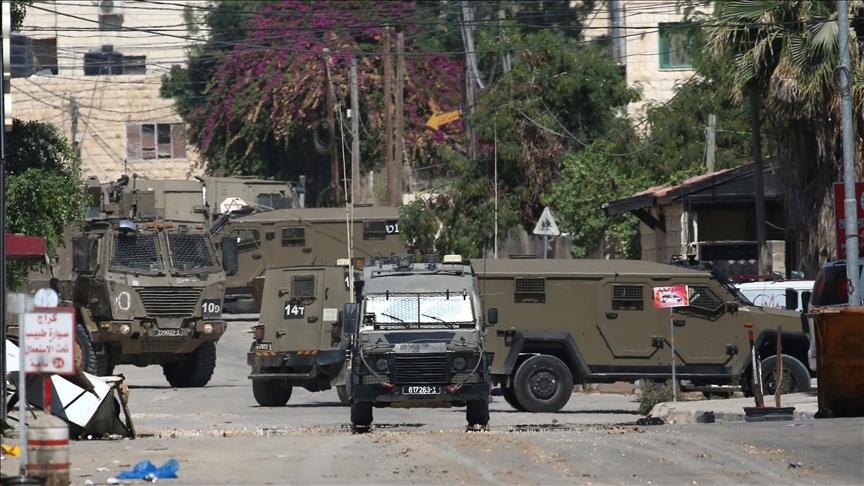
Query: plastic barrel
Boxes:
[
  {"xmin": 26, "ymin": 414, "xmax": 69, "ymax": 486},
  {"xmin": 813, "ymin": 306, "xmax": 864, "ymax": 418}
]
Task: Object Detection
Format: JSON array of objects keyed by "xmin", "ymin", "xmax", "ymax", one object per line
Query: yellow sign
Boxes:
[{"xmin": 426, "ymin": 110, "xmax": 460, "ymax": 130}]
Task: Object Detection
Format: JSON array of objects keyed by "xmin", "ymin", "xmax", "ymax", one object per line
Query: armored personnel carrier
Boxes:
[{"xmin": 54, "ymin": 176, "xmax": 238, "ymax": 387}]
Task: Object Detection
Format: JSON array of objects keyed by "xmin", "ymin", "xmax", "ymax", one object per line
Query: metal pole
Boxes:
[
  {"xmin": 0, "ymin": 0, "xmax": 8, "ymax": 427},
  {"xmin": 838, "ymin": 0, "xmax": 860, "ymax": 304},
  {"xmin": 543, "ymin": 235, "xmax": 548, "ymax": 259},
  {"xmin": 670, "ymin": 308, "xmax": 677, "ymax": 402},
  {"xmin": 18, "ymin": 313, "xmax": 28, "ymax": 476},
  {"xmin": 494, "ymin": 121, "xmax": 498, "ymax": 259}
]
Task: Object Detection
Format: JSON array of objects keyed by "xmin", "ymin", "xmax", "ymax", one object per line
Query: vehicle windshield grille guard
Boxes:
[
  {"xmin": 110, "ymin": 232, "xmax": 164, "ymax": 273},
  {"xmin": 364, "ymin": 292, "xmax": 476, "ymax": 329},
  {"xmin": 167, "ymin": 232, "xmax": 216, "ymax": 273}
]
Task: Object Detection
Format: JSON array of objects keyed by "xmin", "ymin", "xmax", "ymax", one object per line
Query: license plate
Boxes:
[
  {"xmin": 402, "ymin": 385, "xmax": 441, "ymax": 395},
  {"xmin": 154, "ymin": 329, "xmax": 183, "ymax": 337}
]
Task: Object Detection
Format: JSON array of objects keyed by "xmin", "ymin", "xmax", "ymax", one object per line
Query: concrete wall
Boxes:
[{"xmin": 11, "ymin": 0, "xmax": 206, "ymax": 179}]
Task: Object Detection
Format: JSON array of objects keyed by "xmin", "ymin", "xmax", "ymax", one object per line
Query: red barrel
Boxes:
[{"xmin": 26, "ymin": 414, "xmax": 69, "ymax": 486}]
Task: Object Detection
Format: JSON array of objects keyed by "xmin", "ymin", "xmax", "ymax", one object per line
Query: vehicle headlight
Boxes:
[
  {"xmin": 452, "ymin": 356, "xmax": 468, "ymax": 371},
  {"xmin": 374, "ymin": 357, "xmax": 389, "ymax": 372}
]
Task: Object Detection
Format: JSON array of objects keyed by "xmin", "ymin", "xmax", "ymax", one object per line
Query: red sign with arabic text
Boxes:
[
  {"xmin": 653, "ymin": 285, "xmax": 690, "ymax": 309},
  {"xmin": 22, "ymin": 308, "xmax": 76, "ymax": 375}
]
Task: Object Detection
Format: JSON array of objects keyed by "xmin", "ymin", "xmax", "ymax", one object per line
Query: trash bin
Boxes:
[{"xmin": 812, "ymin": 306, "xmax": 864, "ymax": 418}]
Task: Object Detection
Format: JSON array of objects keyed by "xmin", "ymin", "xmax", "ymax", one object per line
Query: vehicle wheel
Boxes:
[
  {"xmin": 162, "ymin": 342, "xmax": 217, "ymax": 388},
  {"xmin": 351, "ymin": 401, "xmax": 373, "ymax": 427},
  {"xmin": 760, "ymin": 354, "xmax": 810, "ymax": 395},
  {"xmin": 512, "ymin": 355, "xmax": 574, "ymax": 413},
  {"xmin": 252, "ymin": 380, "xmax": 292, "ymax": 406},
  {"xmin": 336, "ymin": 385, "xmax": 351, "ymax": 405},
  {"xmin": 466, "ymin": 399, "xmax": 489, "ymax": 427},
  {"xmin": 75, "ymin": 324, "xmax": 97, "ymax": 375},
  {"xmin": 502, "ymin": 386, "xmax": 526, "ymax": 411}
]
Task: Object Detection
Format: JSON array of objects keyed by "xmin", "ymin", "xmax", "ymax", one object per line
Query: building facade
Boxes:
[
  {"xmin": 584, "ymin": 0, "xmax": 704, "ymax": 119},
  {"xmin": 10, "ymin": 0, "xmax": 206, "ymax": 180}
]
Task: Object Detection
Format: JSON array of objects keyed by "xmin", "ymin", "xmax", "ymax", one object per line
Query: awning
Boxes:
[{"xmin": 4, "ymin": 233, "xmax": 47, "ymax": 258}]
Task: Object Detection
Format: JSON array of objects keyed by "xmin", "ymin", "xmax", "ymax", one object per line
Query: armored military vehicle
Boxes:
[
  {"xmin": 247, "ymin": 261, "xmax": 357, "ymax": 405},
  {"xmin": 343, "ymin": 255, "xmax": 493, "ymax": 429},
  {"xmin": 54, "ymin": 176, "xmax": 238, "ymax": 387},
  {"xmin": 476, "ymin": 258, "xmax": 810, "ymax": 412},
  {"xmin": 214, "ymin": 206, "xmax": 406, "ymax": 313}
]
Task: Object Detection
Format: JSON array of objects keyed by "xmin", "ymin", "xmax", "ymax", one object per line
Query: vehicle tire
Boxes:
[
  {"xmin": 252, "ymin": 380, "xmax": 292, "ymax": 406},
  {"xmin": 162, "ymin": 341, "xmax": 217, "ymax": 388},
  {"xmin": 502, "ymin": 386, "xmax": 526, "ymax": 411},
  {"xmin": 760, "ymin": 354, "xmax": 810, "ymax": 395},
  {"xmin": 351, "ymin": 401, "xmax": 373, "ymax": 427},
  {"xmin": 75, "ymin": 324, "xmax": 97, "ymax": 375},
  {"xmin": 336, "ymin": 385, "xmax": 351, "ymax": 405},
  {"xmin": 512, "ymin": 354, "xmax": 574, "ymax": 413},
  {"xmin": 466, "ymin": 399, "xmax": 489, "ymax": 427}
]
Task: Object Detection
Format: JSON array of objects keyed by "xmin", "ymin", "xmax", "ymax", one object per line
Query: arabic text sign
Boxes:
[
  {"xmin": 653, "ymin": 285, "xmax": 690, "ymax": 309},
  {"xmin": 23, "ymin": 309, "xmax": 76, "ymax": 375}
]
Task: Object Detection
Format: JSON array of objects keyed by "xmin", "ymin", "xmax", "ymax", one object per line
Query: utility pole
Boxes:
[
  {"xmin": 322, "ymin": 48, "xmax": 341, "ymax": 206},
  {"xmin": 394, "ymin": 31, "xmax": 405, "ymax": 200},
  {"xmin": 705, "ymin": 114, "xmax": 716, "ymax": 173},
  {"xmin": 838, "ymin": 0, "xmax": 860, "ymax": 304},
  {"xmin": 0, "ymin": 0, "xmax": 9, "ymax": 427},
  {"xmin": 751, "ymin": 87, "xmax": 769, "ymax": 277},
  {"xmin": 460, "ymin": 1, "xmax": 481, "ymax": 160},
  {"xmin": 350, "ymin": 58, "xmax": 360, "ymax": 205},
  {"xmin": 70, "ymin": 96, "xmax": 81, "ymax": 159},
  {"xmin": 382, "ymin": 28, "xmax": 397, "ymax": 206}
]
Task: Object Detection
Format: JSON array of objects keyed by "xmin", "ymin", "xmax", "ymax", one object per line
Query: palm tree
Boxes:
[{"xmin": 702, "ymin": 0, "xmax": 864, "ymax": 275}]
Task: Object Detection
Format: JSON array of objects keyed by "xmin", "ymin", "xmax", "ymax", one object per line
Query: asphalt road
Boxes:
[{"xmin": 3, "ymin": 322, "xmax": 863, "ymax": 485}]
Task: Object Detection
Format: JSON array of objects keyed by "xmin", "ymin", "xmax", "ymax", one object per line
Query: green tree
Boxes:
[
  {"xmin": 4, "ymin": 120, "xmax": 85, "ymax": 289},
  {"xmin": 702, "ymin": 0, "xmax": 864, "ymax": 273}
]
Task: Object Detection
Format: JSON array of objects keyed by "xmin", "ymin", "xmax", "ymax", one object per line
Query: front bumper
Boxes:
[
  {"xmin": 91, "ymin": 319, "xmax": 226, "ymax": 353},
  {"xmin": 351, "ymin": 382, "xmax": 490, "ymax": 404}
]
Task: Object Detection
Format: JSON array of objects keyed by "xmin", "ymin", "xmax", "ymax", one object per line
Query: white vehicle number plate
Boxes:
[
  {"xmin": 402, "ymin": 385, "xmax": 441, "ymax": 395},
  {"xmin": 154, "ymin": 329, "xmax": 183, "ymax": 337}
]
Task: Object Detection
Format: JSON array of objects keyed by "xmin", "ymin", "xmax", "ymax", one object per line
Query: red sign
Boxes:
[
  {"xmin": 834, "ymin": 182, "xmax": 864, "ymax": 259},
  {"xmin": 22, "ymin": 308, "xmax": 76, "ymax": 375},
  {"xmin": 653, "ymin": 285, "xmax": 690, "ymax": 309}
]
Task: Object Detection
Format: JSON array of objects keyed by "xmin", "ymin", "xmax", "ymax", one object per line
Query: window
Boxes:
[
  {"xmin": 291, "ymin": 275, "xmax": 316, "ymax": 300},
  {"xmin": 612, "ymin": 285, "xmax": 643, "ymax": 310},
  {"xmin": 659, "ymin": 23, "xmax": 695, "ymax": 69},
  {"xmin": 363, "ymin": 220, "xmax": 400, "ymax": 240},
  {"xmin": 687, "ymin": 285, "xmax": 724, "ymax": 312},
  {"xmin": 230, "ymin": 229, "xmax": 260, "ymax": 252},
  {"xmin": 515, "ymin": 278, "xmax": 545, "ymax": 303},
  {"xmin": 281, "ymin": 227, "xmax": 305, "ymax": 247},
  {"xmin": 126, "ymin": 123, "xmax": 187, "ymax": 161}
]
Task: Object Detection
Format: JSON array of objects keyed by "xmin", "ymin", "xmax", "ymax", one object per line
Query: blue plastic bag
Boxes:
[{"xmin": 116, "ymin": 459, "xmax": 179, "ymax": 480}]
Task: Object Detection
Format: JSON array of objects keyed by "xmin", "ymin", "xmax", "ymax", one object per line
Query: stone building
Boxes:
[
  {"xmin": 10, "ymin": 0, "xmax": 206, "ymax": 180},
  {"xmin": 584, "ymin": 0, "xmax": 704, "ymax": 118}
]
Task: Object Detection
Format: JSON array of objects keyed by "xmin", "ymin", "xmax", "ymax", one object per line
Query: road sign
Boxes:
[
  {"xmin": 22, "ymin": 308, "xmax": 76, "ymax": 375},
  {"xmin": 834, "ymin": 181, "xmax": 864, "ymax": 259},
  {"xmin": 532, "ymin": 207, "xmax": 560, "ymax": 236},
  {"xmin": 426, "ymin": 110, "xmax": 460, "ymax": 130},
  {"xmin": 652, "ymin": 285, "xmax": 690, "ymax": 309}
]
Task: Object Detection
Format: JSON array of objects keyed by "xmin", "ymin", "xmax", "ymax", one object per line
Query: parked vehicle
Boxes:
[
  {"xmin": 213, "ymin": 206, "xmax": 407, "ymax": 313},
  {"xmin": 735, "ymin": 280, "xmax": 814, "ymax": 312},
  {"xmin": 343, "ymin": 255, "xmax": 492, "ymax": 428},
  {"xmin": 39, "ymin": 176, "xmax": 239, "ymax": 387},
  {"xmin": 475, "ymin": 258, "xmax": 810, "ymax": 412},
  {"xmin": 246, "ymin": 262, "xmax": 356, "ymax": 406},
  {"xmin": 807, "ymin": 260, "xmax": 864, "ymax": 372}
]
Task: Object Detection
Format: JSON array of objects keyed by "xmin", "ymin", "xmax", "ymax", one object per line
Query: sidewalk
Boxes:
[{"xmin": 650, "ymin": 392, "xmax": 819, "ymax": 424}]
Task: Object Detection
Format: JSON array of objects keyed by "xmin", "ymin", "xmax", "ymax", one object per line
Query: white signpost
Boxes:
[{"xmin": 532, "ymin": 206, "xmax": 560, "ymax": 259}]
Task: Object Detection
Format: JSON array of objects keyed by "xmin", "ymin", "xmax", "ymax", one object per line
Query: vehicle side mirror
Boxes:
[
  {"xmin": 726, "ymin": 302, "xmax": 739, "ymax": 313},
  {"xmin": 72, "ymin": 237, "xmax": 89, "ymax": 273},
  {"xmin": 784, "ymin": 288, "xmax": 799, "ymax": 311},
  {"xmin": 487, "ymin": 307, "xmax": 498, "ymax": 326},
  {"xmin": 220, "ymin": 236, "xmax": 239, "ymax": 275},
  {"xmin": 342, "ymin": 303, "xmax": 360, "ymax": 336}
]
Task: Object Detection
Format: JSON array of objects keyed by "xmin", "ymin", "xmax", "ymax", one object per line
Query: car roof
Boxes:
[
  {"xmin": 230, "ymin": 206, "xmax": 399, "ymax": 224},
  {"xmin": 735, "ymin": 280, "xmax": 815, "ymax": 290},
  {"xmin": 475, "ymin": 258, "xmax": 708, "ymax": 278}
]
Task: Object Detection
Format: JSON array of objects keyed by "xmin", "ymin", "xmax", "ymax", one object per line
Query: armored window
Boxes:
[
  {"xmin": 231, "ymin": 229, "xmax": 259, "ymax": 252},
  {"xmin": 291, "ymin": 275, "xmax": 316, "ymax": 300},
  {"xmin": 612, "ymin": 284, "xmax": 643, "ymax": 310},
  {"xmin": 167, "ymin": 233, "xmax": 215, "ymax": 273},
  {"xmin": 363, "ymin": 221, "xmax": 387, "ymax": 240},
  {"xmin": 256, "ymin": 193, "xmax": 291, "ymax": 210},
  {"xmin": 514, "ymin": 278, "xmax": 545, "ymax": 303},
  {"xmin": 281, "ymin": 227, "xmax": 305, "ymax": 247},
  {"xmin": 687, "ymin": 285, "xmax": 724, "ymax": 311},
  {"xmin": 110, "ymin": 232, "xmax": 163, "ymax": 273}
]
